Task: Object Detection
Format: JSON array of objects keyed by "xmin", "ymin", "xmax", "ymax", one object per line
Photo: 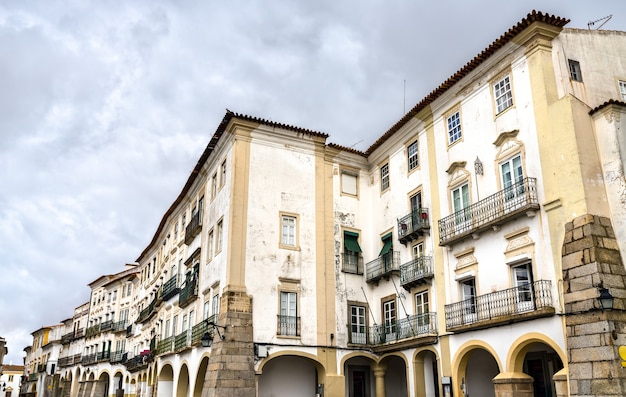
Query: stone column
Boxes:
[
  {"xmin": 202, "ymin": 289, "xmax": 255, "ymax": 397},
  {"xmin": 552, "ymin": 368, "xmax": 568, "ymax": 397},
  {"xmin": 492, "ymin": 372, "xmax": 534, "ymax": 397},
  {"xmin": 562, "ymin": 214, "xmax": 626, "ymax": 396},
  {"xmin": 373, "ymin": 365, "xmax": 386, "ymax": 397}
]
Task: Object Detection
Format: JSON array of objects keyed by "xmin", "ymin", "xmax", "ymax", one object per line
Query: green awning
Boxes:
[
  {"xmin": 379, "ymin": 233, "xmax": 393, "ymax": 256},
  {"xmin": 344, "ymin": 231, "xmax": 362, "ymax": 253}
]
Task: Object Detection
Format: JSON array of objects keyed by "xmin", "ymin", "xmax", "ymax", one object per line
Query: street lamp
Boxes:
[
  {"xmin": 598, "ymin": 287, "xmax": 614, "ymax": 310},
  {"xmin": 201, "ymin": 321, "xmax": 226, "ymax": 347}
]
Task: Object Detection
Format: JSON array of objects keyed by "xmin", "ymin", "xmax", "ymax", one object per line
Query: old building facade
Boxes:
[{"xmin": 21, "ymin": 11, "xmax": 626, "ymax": 397}]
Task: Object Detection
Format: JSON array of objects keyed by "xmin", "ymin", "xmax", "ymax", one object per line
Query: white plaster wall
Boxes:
[{"xmin": 245, "ymin": 131, "xmax": 319, "ymax": 345}]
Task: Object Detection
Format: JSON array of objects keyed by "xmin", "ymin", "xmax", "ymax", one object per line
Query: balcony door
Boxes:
[
  {"xmin": 280, "ymin": 291, "xmax": 297, "ymax": 336},
  {"xmin": 452, "ymin": 184, "xmax": 471, "ymax": 231},
  {"xmin": 410, "ymin": 192, "xmax": 423, "ymax": 230},
  {"xmin": 460, "ymin": 278, "xmax": 477, "ymax": 323},
  {"xmin": 350, "ymin": 305, "xmax": 367, "ymax": 344},
  {"xmin": 415, "ymin": 290, "xmax": 430, "ymax": 334},
  {"xmin": 411, "ymin": 242, "xmax": 425, "ymax": 279},
  {"xmin": 513, "ymin": 263, "xmax": 534, "ymax": 312},
  {"xmin": 501, "ymin": 155, "xmax": 525, "ymax": 209},
  {"xmin": 383, "ymin": 299, "xmax": 397, "ymax": 341}
]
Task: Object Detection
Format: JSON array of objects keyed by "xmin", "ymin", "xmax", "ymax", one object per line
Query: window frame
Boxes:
[
  {"xmin": 340, "ymin": 167, "xmax": 359, "ymax": 197},
  {"xmin": 568, "ymin": 59, "xmax": 582, "ymax": 82},
  {"xmin": 407, "ymin": 139, "xmax": 419, "ymax": 172},
  {"xmin": 279, "ymin": 290, "xmax": 299, "ymax": 337},
  {"xmin": 279, "ymin": 212, "xmax": 299, "ymax": 250},
  {"xmin": 215, "ymin": 219, "xmax": 224, "ymax": 254},
  {"xmin": 343, "ymin": 230, "xmax": 363, "ymax": 275},
  {"xmin": 380, "ymin": 162, "xmax": 390, "ymax": 192},
  {"xmin": 220, "ymin": 159, "xmax": 227, "ymax": 188},
  {"xmin": 618, "ymin": 80, "xmax": 626, "ymax": 101},
  {"xmin": 348, "ymin": 301, "xmax": 368, "ymax": 344},
  {"xmin": 493, "ymin": 74, "xmax": 514, "ymax": 114},
  {"xmin": 446, "ymin": 110, "xmax": 462, "ymax": 146}
]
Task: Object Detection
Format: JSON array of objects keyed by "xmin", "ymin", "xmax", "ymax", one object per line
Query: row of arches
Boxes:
[{"xmin": 54, "ymin": 332, "xmax": 564, "ymax": 397}]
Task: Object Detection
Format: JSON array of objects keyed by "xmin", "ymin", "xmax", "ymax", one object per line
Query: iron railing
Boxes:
[
  {"xmin": 111, "ymin": 320, "xmax": 127, "ymax": 332},
  {"xmin": 400, "ymin": 256, "xmax": 434, "ymax": 288},
  {"xmin": 137, "ymin": 295, "xmax": 159, "ymax": 323},
  {"xmin": 277, "ymin": 315, "xmax": 300, "ymax": 336},
  {"xmin": 365, "ymin": 251, "xmax": 400, "ymax": 282},
  {"xmin": 124, "ymin": 352, "xmax": 151, "ymax": 372},
  {"xmin": 161, "ymin": 275, "xmax": 179, "ymax": 301},
  {"xmin": 58, "ymin": 354, "xmax": 81, "ymax": 367},
  {"xmin": 191, "ymin": 321, "xmax": 209, "ymax": 346},
  {"xmin": 85, "ymin": 324, "xmax": 100, "ymax": 338},
  {"xmin": 179, "ymin": 274, "xmax": 198, "ymax": 308},
  {"xmin": 174, "ymin": 331, "xmax": 189, "ymax": 351},
  {"xmin": 100, "ymin": 320, "xmax": 113, "ymax": 332},
  {"xmin": 445, "ymin": 280, "xmax": 553, "ymax": 329},
  {"xmin": 397, "ymin": 208, "xmax": 430, "ymax": 244},
  {"xmin": 81, "ymin": 353, "xmax": 97, "ymax": 365},
  {"xmin": 97, "ymin": 350, "xmax": 111, "ymax": 361},
  {"xmin": 184, "ymin": 211, "xmax": 202, "ymax": 245},
  {"xmin": 109, "ymin": 350, "xmax": 126, "ymax": 364},
  {"xmin": 156, "ymin": 337, "xmax": 175, "ymax": 355},
  {"xmin": 342, "ymin": 253, "xmax": 364, "ymax": 274},
  {"xmin": 438, "ymin": 177, "xmax": 539, "ymax": 245},
  {"xmin": 348, "ymin": 313, "xmax": 437, "ymax": 345}
]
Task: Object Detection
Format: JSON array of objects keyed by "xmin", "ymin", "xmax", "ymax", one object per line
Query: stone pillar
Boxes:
[
  {"xmin": 202, "ymin": 289, "xmax": 255, "ymax": 397},
  {"xmin": 492, "ymin": 372, "xmax": 534, "ymax": 397},
  {"xmin": 552, "ymin": 368, "xmax": 568, "ymax": 397},
  {"xmin": 562, "ymin": 214, "xmax": 626, "ymax": 396},
  {"xmin": 373, "ymin": 365, "xmax": 386, "ymax": 397}
]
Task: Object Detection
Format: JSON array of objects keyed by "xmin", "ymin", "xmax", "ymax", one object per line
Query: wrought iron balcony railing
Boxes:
[
  {"xmin": 58, "ymin": 354, "xmax": 81, "ymax": 367},
  {"xmin": 365, "ymin": 251, "xmax": 400, "ymax": 283},
  {"xmin": 174, "ymin": 331, "xmax": 189, "ymax": 351},
  {"xmin": 124, "ymin": 352, "xmax": 152, "ymax": 372},
  {"xmin": 191, "ymin": 321, "xmax": 209, "ymax": 346},
  {"xmin": 342, "ymin": 252, "xmax": 363, "ymax": 274},
  {"xmin": 445, "ymin": 280, "xmax": 554, "ymax": 330},
  {"xmin": 179, "ymin": 274, "xmax": 198, "ymax": 308},
  {"xmin": 27, "ymin": 373, "xmax": 38, "ymax": 382},
  {"xmin": 400, "ymin": 256, "xmax": 434, "ymax": 290},
  {"xmin": 397, "ymin": 208, "xmax": 430, "ymax": 245},
  {"xmin": 85, "ymin": 324, "xmax": 100, "ymax": 338},
  {"xmin": 348, "ymin": 313, "xmax": 437, "ymax": 345},
  {"xmin": 277, "ymin": 315, "xmax": 300, "ymax": 337},
  {"xmin": 161, "ymin": 275, "xmax": 179, "ymax": 301},
  {"xmin": 438, "ymin": 177, "xmax": 539, "ymax": 245},
  {"xmin": 97, "ymin": 350, "xmax": 111, "ymax": 362},
  {"xmin": 81, "ymin": 353, "xmax": 97, "ymax": 365},
  {"xmin": 156, "ymin": 337, "xmax": 175, "ymax": 355},
  {"xmin": 137, "ymin": 295, "xmax": 158, "ymax": 323},
  {"xmin": 184, "ymin": 211, "xmax": 202, "ymax": 245},
  {"xmin": 111, "ymin": 320, "xmax": 127, "ymax": 332},
  {"xmin": 61, "ymin": 332, "xmax": 74, "ymax": 344},
  {"xmin": 99, "ymin": 320, "xmax": 113, "ymax": 332},
  {"xmin": 110, "ymin": 350, "xmax": 126, "ymax": 364}
]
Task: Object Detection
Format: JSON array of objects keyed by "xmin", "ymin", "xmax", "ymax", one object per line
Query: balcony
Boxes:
[
  {"xmin": 342, "ymin": 253, "xmax": 363, "ymax": 275},
  {"xmin": 100, "ymin": 320, "xmax": 113, "ymax": 332},
  {"xmin": 397, "ymin": 208, "xmax": 430, "ymax": 245},
  {"xmin": 110, "ymin": 350, "xmax": 126, "ymax": 364},
  {"xmin": 444, "ymin": 280, "xmax": 554, "ymax": 332},
  {"xmin": 37, "ymin": 363, "xmax": 47, "ymax": 373},
  {"xmin": 58, "ymin": 354, "xmax": 81, "ymax": 367},
  {"xmin": 156, "ymin": 337, "xmax": 174, "ymax": 356},
  {"xmin": 438, "ymin": 177, "xmax": 539, "ymax": 246},
  {"xmin": 124, "ymin": 352, "xmax": 152, "ymax": 372},
  {"xmin": 137, "ymin": 296, "xmax": 158, "ymax": 323},
  {"xmin": 277, "ymin": 315, "xmax": 300, "ymax": 337},
  {"xmin": 191, "ymin": 321, "xmax": 209, "ymax": 346},
  {"xmin": 174, "ymin": 331, "xmax": 189, "ymax": 351},
  {"xmin": 184, "ymin": 211, "xmax": 202, "ymax": 245},
  {"xmin": 111, "ymin": 320, "xmax": 127, "ymax": 332},
  {"xmin": 81, "ymin": 353, "xmax": 97, "ymax": 365},
  {"xmin": 365, "ymin": 251, "xmax": 400, "ymax": 283},
  {"xmin": 161, "ymin": 275, "xmax": 179, "ymax": 301},
  {"xmin": 179, "ymin": 274, "xmax": 198, "ymax": 308},
  {"xmin": 97, "ymin": 350, "xmax": 111, "ymax": 362},
  {"xmin": 400, "ymin": 256, "xmax": 434, "ymax": 290},
  {"xmin": 27, "ymin": 373, "xmax": 38, "ymax": 382},
  {"xmin": 61, "ymin": 332, "xmax": 74, "ymax": 344},
  {"xmin": 348, "ymin": 313, "xmax": 437, "ymax": 351},
  {"xmin": 85, "ymin": 324, "xmax": 100, "ymax": 338}
]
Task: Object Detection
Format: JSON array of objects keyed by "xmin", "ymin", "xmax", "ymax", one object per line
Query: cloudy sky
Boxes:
[{"xmin": 1, "ymin": 0, "xmax": 625, "ymax": 365}]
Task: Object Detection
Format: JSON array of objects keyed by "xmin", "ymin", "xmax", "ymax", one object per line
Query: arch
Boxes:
[
  {"xmin": 157, "ymin": 364, "xmax": 175, "ymax": 397},
  {"xmin": 339, "ymin": 351, "xmax": 379, "ymax": 375},
  {"xmin": 88, "ymin": 372, "xmax": 96, "ymax": 381},
  {"xmin": 453, "ymin": 340, "xmax": 503, "ymax": 397},
  {"xmin": 256, "ymin": 350, "xmax": 326, "ymax": 376},
  {"xmin": 506, "ymin": 332, "xmax": 566, "ymax": 373},
  {"xmin": 414, "ymin": 347, "xmax": 442, "ymax": 397},
  {"xmin": 258, "ymin": 354, "xmax": 323, "ymax": 397},
  {"xmin": 176, "ymin": 364, "xmax": 190, "ymax": 397},
  {"xmin": 192, "ymin": 357, "xmax": 210, "ymax": 397}
]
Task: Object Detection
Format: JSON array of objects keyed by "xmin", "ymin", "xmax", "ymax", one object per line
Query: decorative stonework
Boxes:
[{"xmin": 454, "ymin": 247, "xmax": 477, "ymax": 270}]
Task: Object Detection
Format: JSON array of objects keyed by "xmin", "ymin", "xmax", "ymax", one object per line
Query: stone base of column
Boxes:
[
  {"xmin": 493, "ymin": 372, "xmax": 534, "ymax": 397},
  {"xmin": 202, "ymin": 289, "xmax": 255, "ymax": 397},
  {"xmin": 553, "ymin": 368, "xmax": 568, "ymax": 397}
]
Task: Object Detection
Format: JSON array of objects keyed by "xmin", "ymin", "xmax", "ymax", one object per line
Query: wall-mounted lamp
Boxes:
[
  {"xmin": 599, "ymin": 287, "xmax": 614, "ymax": 310},
  {"xmin": 201, "ymin": 321, "xmax": 226, "ymax": 347}
]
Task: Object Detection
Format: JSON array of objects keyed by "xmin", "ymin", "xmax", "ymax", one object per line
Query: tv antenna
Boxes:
[{"xmin": 588, "ymin": 15, "xmax": 612, "ymax": 30}]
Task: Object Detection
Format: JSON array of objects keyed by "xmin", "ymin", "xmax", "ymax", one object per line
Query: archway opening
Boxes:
[
  {"xmin": 344, "ymin": 355, "xmax": 376, "ymax": 397},
  {"xmin": 193, "ymin": 357, "xmax": 209, "ymax": 397},
  {"xmin": 461, "ymin": 348, "xmax": 499, "ymax": 397},
  {"xmin": 258, "ymin": 355, "xmax": 320, "ymax": 397},
  {"xmin": 522, "ymin": 342, "xmax": 564, "ymax": 397},
  {"xmin": 176, "ymin": 365, "xmax": 190, "ymax": 397},
  {"xmin": 157, "ymin": 364, "xmax": 174, "ymax": 397}
]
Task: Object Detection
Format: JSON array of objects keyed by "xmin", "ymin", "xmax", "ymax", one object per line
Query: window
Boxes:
[
  {"xmin": 174, "ymin": 222, "xmax": 178, "ymax": 241},
  {"xmin": 181, "ymin": 315, "xmax": 188, "ymax": 334},
  {"xmin": 112, "ymin": 290, "xmax": 117, "ymax": 302},
  {"xmin": 211, "ymin": 173, "xmax": 218, "ymax": 199},
  {"xmin": 198, "ymin": 196, "xmax": 204, "ymax": 220},
  {"xmin": 447, "ymin": 111, "xmax": 462, "ymax": 145},
  {"xmin": 172, "ymin": 315, "xmax": 178, "ymax": 336},
  {"xmin": 203, "ymin": 301, "xmax": 210, "ymax": 320},
  {"xmin": 216, "ymin": 220, "xmax": 223, "ymax": 253},
  {"xmin": 349, "ymin": 304, "xmax": 367, "ymax": 344},
  {"xmin": 212, "ymin": 294, "xmax": 220, "ymax": 318},
  {"xmin": 122, "ymin": 285, "xmax": 126, "ymax": 298},
  {"xmin": 379, "ymin": 232, "xmax": 394, "ymax": 272},
  {"xmin": 513, "ymin": 263, "xmax": 534, "ymax": 311},
  {"xmin": 280, "ymin": 214, "xmax": 297, "ymax": 248},
  {"xmin": 412, "ymin": 242, "xmax": 424, "ymax": 258},
  {"xmin": 494, "ymin": 75, "xmax": 513, "ymax": 114},
  {"xmin": 341, "ymin": 168, "xmax": 358, "ymax": 196},
  {"xmin": 410, "ymin": 191, "xmax": 422, "ymax": 214},
  {"xmin": 407, "ymin": 140, "xmax": 419, "ymax": 171},
  {"xmin": 182, "ymin": 214, "xmax": 186, "ymax": 230},
  {"xmin": 383, "ymin": 298, "xmax": 396, "ymax": 337},
  {"xmin": 8, "ymin": 375, "xmax": 14, "ymax": 382},
  {"xmin": 220, "ymin": 160, "xmax": 227, "ymax": 188},
  {"xmin": 343, "ymin": 231, "xmax": 363, "ymax": 274},
  {"xmin": 415, "ymin": 290, "xmax": 430, "ymax": 331},
  {"xmin": 207, "ymin": 229, "xmax": 214, "ymax": 259},
  {"xmin": 380, "ymin": 163, "xmax": 390, "ymax": 192},
  {"xmin": 279, "ymin": 291, "xmax": 298, "ymax": 336},
  {"xmin": 460, "ymin": 278, "xmax": 477, "ymax": 319},
  {"xmin": 500, "ymin": 154, "xmax": 524, "ymax": 201},
  {"xmin": 568, "ymin": 59, "xmax": 582, "ymax": 82},
  {"xmin": 619, "ymin": 80, "xmax": 626, "ymax": 101},
  {"xmin": 164, "ymin": 319, "xmax": 170, "ymax": 338},
  {"xmin": 452, "ymin": 183, "xmax": 471, "ymax": 229}
]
